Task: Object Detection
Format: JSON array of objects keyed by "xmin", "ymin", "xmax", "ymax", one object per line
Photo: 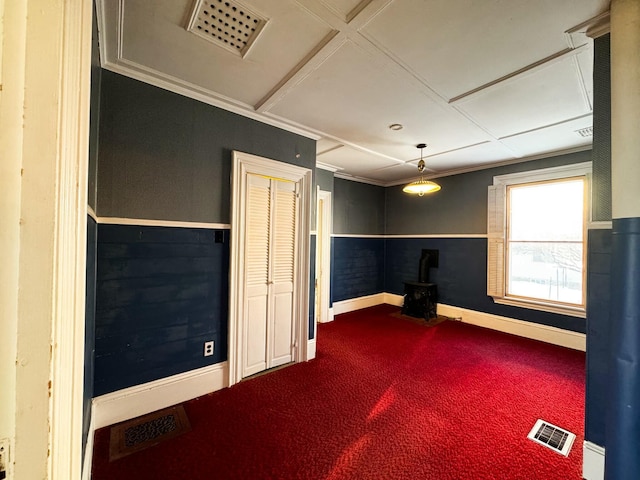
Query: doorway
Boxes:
[
  {"xmin": 228, "ymin": 151, "xmax": 312, "ymax": 386},
  {"xmin": 315, "ymin": 189, "xmax": 332, "ymax": 324}
]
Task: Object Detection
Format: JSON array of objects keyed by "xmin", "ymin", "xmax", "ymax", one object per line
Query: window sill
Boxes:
[{"xmin": 492, "ymin": 296, "xmax": 586, "ymax": 318}]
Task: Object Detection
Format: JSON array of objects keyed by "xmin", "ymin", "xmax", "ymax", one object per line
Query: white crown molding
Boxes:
[
  {"xmin": 334, "ymin": 172, "xmax": 388, "ymax": 186},
  {"xmin": 104, "ymin": 58, "xmax": 322, "ymax": 141},
  {"xmin": 316, "ymin": 161, "xmax": 341, "ymax": 172},
  {"xmin": 585, "ymin": 11, "xmax": 611, "ymax": 39}
]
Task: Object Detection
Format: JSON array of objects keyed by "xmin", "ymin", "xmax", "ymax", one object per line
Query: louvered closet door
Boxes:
[
  {"xmin": 269, "ymin": 180, "xmax": 297, "ymax": 368},
  {"xmin": 244, "ymin": 174, "xmax": 271, "ymax": 377},
  {"xmin": 243, "ymin": 174, "xmax": 297, "ymax": 378}
]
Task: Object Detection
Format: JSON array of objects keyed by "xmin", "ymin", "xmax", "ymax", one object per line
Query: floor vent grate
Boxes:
[
  {"xmin": 527, "ymin": 419, "xmax": 576, "ymax": 456},
  {"xmin": 186, "ymin": 0, "xmax": 268, "ymax": 58}
]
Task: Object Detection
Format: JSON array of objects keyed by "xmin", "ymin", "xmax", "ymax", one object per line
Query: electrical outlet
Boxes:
[
  {"xmin": 0, "ymin": 438, "xmax": 9, "ymax": 480},
  {"xmin": 204, "ymin": 341, "xmax": 214, "ymax": 357}
]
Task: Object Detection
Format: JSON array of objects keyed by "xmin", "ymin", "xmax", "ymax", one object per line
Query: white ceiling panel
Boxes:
[
  {"xmin": 455, "ymin": 56, "xmax": 591, "ymax": 139},
  {"xmin": 422, "ymin": 142, "xmax": 518, "ymax": 171},
  {"xmin": 268, "ymin": 40, "xmax": 490, "ymax": 157},
  {"xmin": 317, "ymin": 144, "xmax": 399, "ymax": 172},
  {"xmin": 577, "ymin": 48, "xmax": 595, "ymax": 110},
  {"xmin": 120, "ymin": 0, "xmax": 333, "ymax": 106},
  {"xmin": 500, "ymin": 115, "xmax": 593, "ymax": 157},
  {"xmin": 316, "ymin": 0, "xmax": 364, "ymax": 21},
  {"xmin": 367, "ymin": 162, "xmax": 425, "ymax": 183},
  {"xmin": 362, "ymin": 0, "xmax": 609, "ymax": 100},
  {"xmin": 316, "ymin": 138, "xmax": 344, "ymax": 155}
]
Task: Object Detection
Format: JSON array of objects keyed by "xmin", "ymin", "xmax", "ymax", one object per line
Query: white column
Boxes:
[{"xmin": 611, "ymin": 0, "xmax": 640, "ymax": 220}]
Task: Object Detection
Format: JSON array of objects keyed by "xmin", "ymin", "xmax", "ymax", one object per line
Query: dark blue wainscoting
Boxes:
[
  {"xmin": 606, "ymin": 218, "xmax": 640, "ymax": 479},
  {"xmin": 329, "ymin": 238, "xmax": 335, "ymax": 307},
  {"xmin": 83, "ymin": 215, "xmax": 97, "ymax": 458},
  {"xmin": 94, "ymin": 224, "xmax": 229, "ymax": 396},
  {"xmin": 384, "ymin": 237, "xmax": 586, "ymax": 333},
  {"xmin": 585, "ymin": 228, "xmax": 611, "ymax": 447},
  {"xmin": 332, "ymin": 237, "xmax": 385, "ymax": 303},
  {"xmin": 309, "ymin": 234, "xmax": 316, "ymax": 340}
]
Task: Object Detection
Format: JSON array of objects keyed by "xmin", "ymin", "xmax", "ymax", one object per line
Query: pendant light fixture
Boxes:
[{"xmin": 403, "ymin": 143, "xmax": 441, "ymax": 196}]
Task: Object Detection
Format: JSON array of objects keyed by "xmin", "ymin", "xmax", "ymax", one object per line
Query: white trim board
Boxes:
[
  {"xmin": 436, "ymin": 304, "xmax": 586, "ymax": 351},
  {"xmin": 82, "ymin": 414, "xmax": 95, "ymax": 480},
  {"xmin": 97, "ymin": 216, "xmax": 231, "ymax": 230},
  {"xmin": 583, "ymin": 441, "xmax": 605, "ymax": 480},
  {"xmin": 331, "ymin": 233, "xmax": 487, "ymax": 239},
  {"xmin": 92, "ymin": 362, "xmax": 228, "ymax": 430},
  {"xmin": 334, "ymin": 293, "xmax": 586, "ymax": 351},
  {"xmin": 87, "ymin": 205, "xmax": 98, "ymax": 223},
  {"xmin": 332, "ymin": 293, "xmax": 386, "ymax": 315},
  {"xmin": 307, "ymin": 339, "xmax": 317, "ymax": 360}
]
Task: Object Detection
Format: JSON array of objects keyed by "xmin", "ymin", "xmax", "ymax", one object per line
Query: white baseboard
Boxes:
[
  {"xmin": 82, "ymin": 413, "xmax": 95, "ymax": 480},
  {"xmin": 436, "ymin": 304, "xmax": 586, "ymax": 351},
  {"xmin": 333, "ymin": 293, "xmax": 585, "ymax": 351},
  {"xmin": 583, "ymin": 441, "xmax": 605, "ymax": 480},
  {"xmin": 318, "ymin": 307, "xmax": 335, "ymax": 324},
  {"xmin": 333, "ymin": 293, "xmax": 385, "ymax": 315},
  {"xmin": 384, "ymin": 292, "xmax": 404, "ymax": 306},
  {"xmin": 307, "ymin": 339, "xmax": 317, "ymax": 360},
  {"xmin": 93, "ymin": 362, "xmax": 228, "ymax": 430}
]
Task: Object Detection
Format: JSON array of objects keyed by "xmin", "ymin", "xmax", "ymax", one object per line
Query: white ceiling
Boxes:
[{"xmin": 96, "ymin": 0, "xmax": 609, "ymax": 185}]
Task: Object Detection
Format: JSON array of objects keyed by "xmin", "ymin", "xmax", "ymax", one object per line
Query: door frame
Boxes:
[
  {"xmin": 316, "ymin": 189, "xmax": 333, "ymax": 323},
  {"xmin": 229, "ymin": 151, "xmax": 312, "ymax": 386}
]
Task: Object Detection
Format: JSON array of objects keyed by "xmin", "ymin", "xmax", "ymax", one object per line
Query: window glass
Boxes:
[{"xmin": 506, "ymin": 178, "xmax": 585, "ymax": 306}]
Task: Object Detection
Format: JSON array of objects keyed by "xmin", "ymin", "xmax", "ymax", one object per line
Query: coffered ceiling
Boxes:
[{"xmin": 96, "ymin": 0, "xmax": 609, "ymax": 185}]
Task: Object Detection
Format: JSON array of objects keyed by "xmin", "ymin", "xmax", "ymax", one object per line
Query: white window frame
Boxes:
[{"xmin": 487, "ymin": 162, "xmax": 592, "ymax": 318}]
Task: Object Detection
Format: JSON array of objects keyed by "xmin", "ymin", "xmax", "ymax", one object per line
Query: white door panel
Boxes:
[
  {"xmin": 242, "ymin": 174, "xmax": 297, "ymax": 378},
  {"xmin": 244, "ymin": 295, "xmax": 268, "ymax": 377}
]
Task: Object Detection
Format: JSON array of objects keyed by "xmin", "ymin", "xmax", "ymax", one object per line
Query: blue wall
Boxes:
[
  {"xmin": 332, "ymin": 237, "xmax": 385, "ymax": 302},
  {"xmin": 585, "ymin": 228, "xmax": 611, "ymax": 446},
  {"xmin": 94, "ymin": 224, "xmax": 229, "ymax": 395},
  {"xmin": 83, "ymin": 2, "xmax": 101, "ymax": 459},
  {"xmin": 309, "ymin": 234, "xmax": 316, "ymax": 339},
  {"xmin": 385, "ymin": 237, "xmax": 585, "ymax": 333},
  {"xmin": 93, "ymin": 71, "xmax": 317, "ymax": 396},
  {"xmin": 83, "ymin": 216, "xmax": 97, "ymax": 453}
]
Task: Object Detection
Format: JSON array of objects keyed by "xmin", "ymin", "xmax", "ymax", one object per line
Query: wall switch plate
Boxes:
[
  {"xmin": 0, "ymin": 438, "xmax": 9, "ymax": 479},
  {"xmin": 204, "ymin": 341, "xmax": 214, "ymax": 357}
]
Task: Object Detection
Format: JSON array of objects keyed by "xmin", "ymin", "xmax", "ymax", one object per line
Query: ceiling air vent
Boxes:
[
  {"xmin": 527, "ymin": 419, "xmax": 576, "ymax": 456},
  {"xmin": 575, "ymin": 126, "xmax": 593, "ymax": 138},
  {"xmin": 187, "ymin": 0, "xmax": 268, "ymax": 58}
]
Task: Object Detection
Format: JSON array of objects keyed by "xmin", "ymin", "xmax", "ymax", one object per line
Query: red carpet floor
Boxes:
[{"xmin": 92, "ymin": 305, "xmax": 586, "ymax": 479}]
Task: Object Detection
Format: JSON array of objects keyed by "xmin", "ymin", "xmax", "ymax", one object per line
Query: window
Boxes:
[{"xmin": 487, "ymin": 162, "xmax": 590, "ymax": 317}]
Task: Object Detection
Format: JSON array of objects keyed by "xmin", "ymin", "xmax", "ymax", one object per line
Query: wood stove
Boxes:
[{"xmin": 402, "ymin": 249, "xmax": 438, "ymax": 319}]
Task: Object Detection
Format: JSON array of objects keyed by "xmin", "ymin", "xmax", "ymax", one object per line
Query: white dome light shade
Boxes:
[{"xmin": 403, "ymin": 143, "xmax": 440, "ymax": 196}]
